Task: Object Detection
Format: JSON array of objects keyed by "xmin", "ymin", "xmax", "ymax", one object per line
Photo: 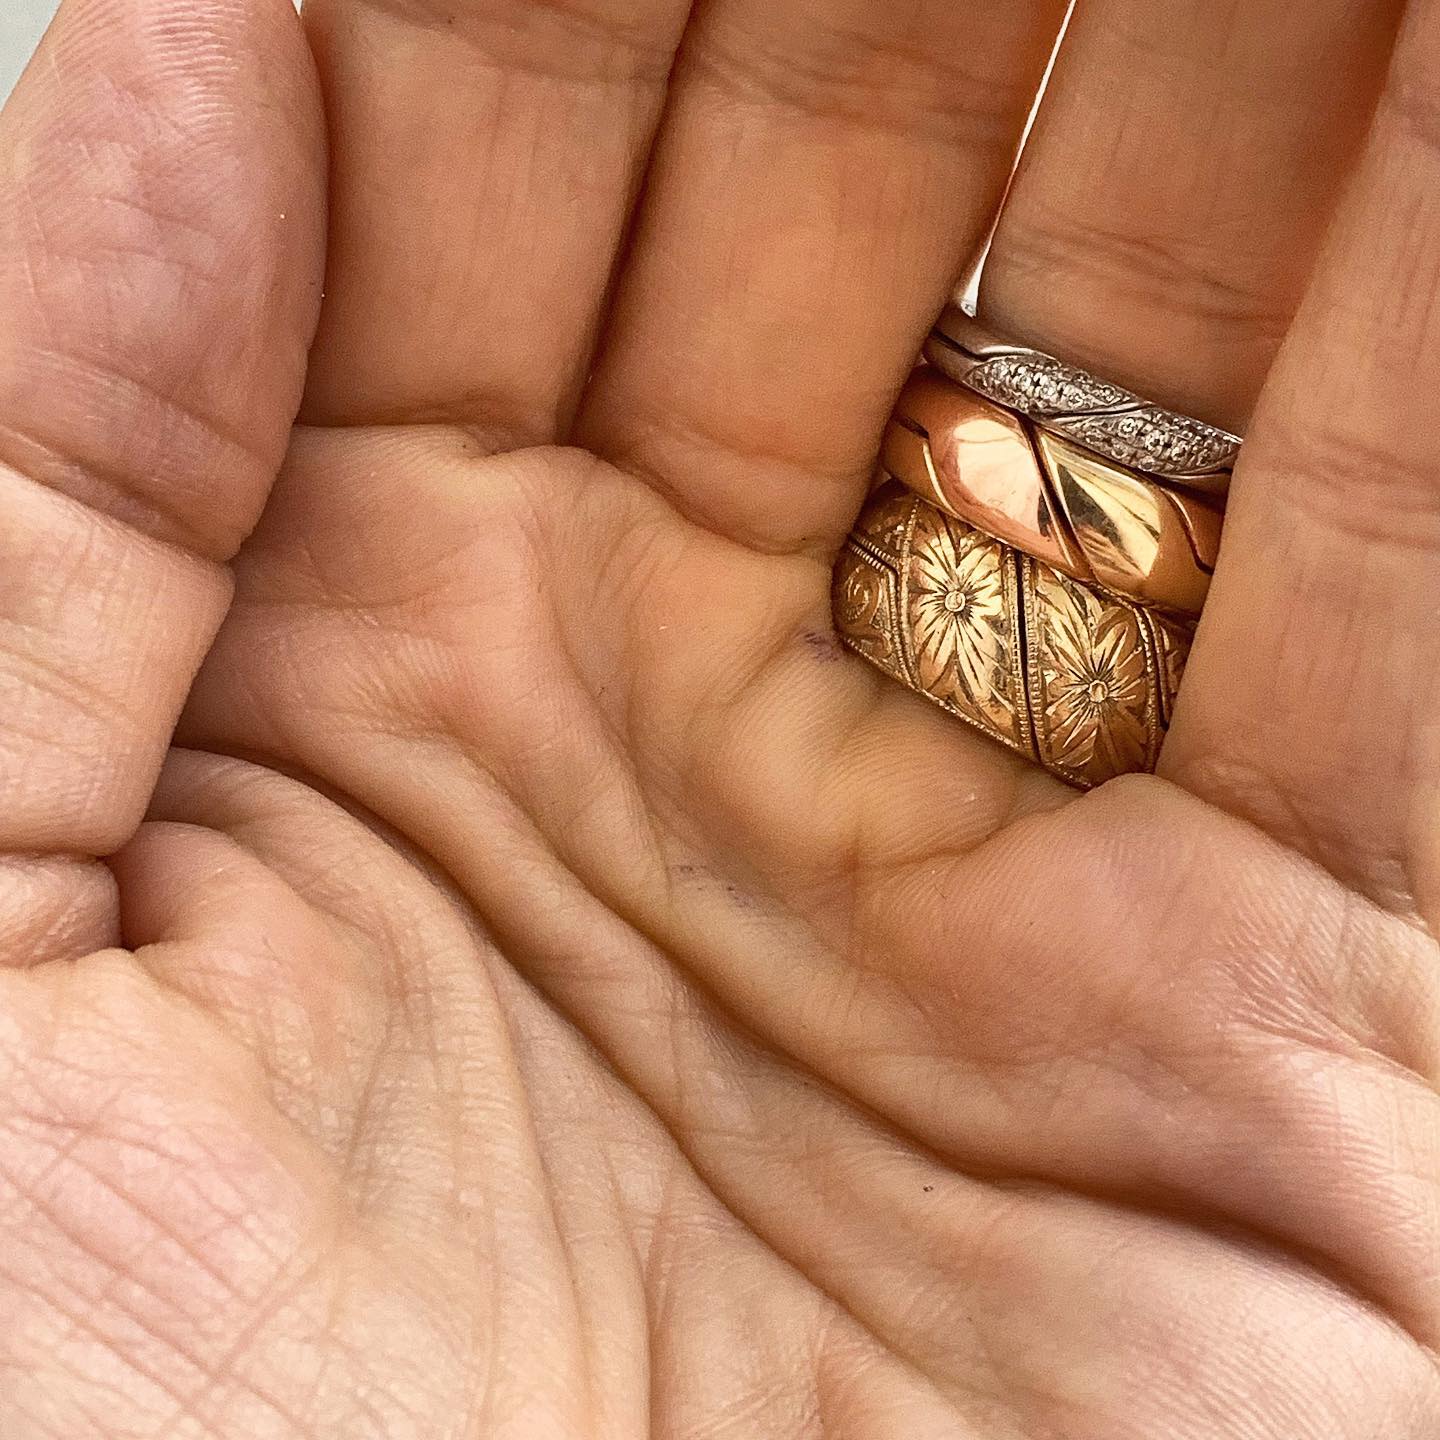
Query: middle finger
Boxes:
[{"xmin": 578, "ymin": 0, "xmax": 1070, "ymax": 555}]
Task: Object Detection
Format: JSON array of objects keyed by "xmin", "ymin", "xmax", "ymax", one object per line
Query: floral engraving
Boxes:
[
  {"xmin": 1029, "ymin": 564, "xmax": 1156, "ymax": 785},
  {"xmin": 836, "ymin": 489, "xmax": 1192, "ymax": 788},
  {"xmin": 905, "ymin": 507, "xmax": 1026, "ymax": 750}
]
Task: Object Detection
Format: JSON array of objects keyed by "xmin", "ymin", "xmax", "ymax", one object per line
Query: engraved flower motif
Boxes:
[
  {"xmin": 909, "ymin": 521, "xmax": 1006, "ymax": 705},
  {"xmin": 1040, "ymin": 584, "xmax": 1150, "ymax": 780}
]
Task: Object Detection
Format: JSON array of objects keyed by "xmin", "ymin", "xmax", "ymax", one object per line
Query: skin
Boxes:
[{"xmin": 0, "ymin": 0, "xmax": 1437, "ymax": 1435}]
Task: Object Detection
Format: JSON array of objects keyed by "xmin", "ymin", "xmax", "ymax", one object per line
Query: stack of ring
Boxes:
[{"xmin": 833, "ymin": 304, "xmax": 1240, "ymax": 788}]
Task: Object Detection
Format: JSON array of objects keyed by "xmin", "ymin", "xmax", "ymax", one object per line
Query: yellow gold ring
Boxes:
[{"xmin": 834, "ymin": 481, "xmax": 1192, "ymax": 789}]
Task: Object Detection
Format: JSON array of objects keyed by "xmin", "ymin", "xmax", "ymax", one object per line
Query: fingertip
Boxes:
[{"xmin": 0, "ymin": 0, "xmax": 327, "ymax": 556}]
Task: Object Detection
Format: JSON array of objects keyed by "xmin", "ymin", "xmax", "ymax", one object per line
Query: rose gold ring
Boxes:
[
  {"xmin": 881, "ymin": 367, "xmax": 1222, "ymax": 618},
  {"xmin": 923, "ymin": 304, "xmax": 1241, "ymax": 496},
  {"xmin": 833, "ymin": 481, "xmax": 1192, "ymax": 789}
]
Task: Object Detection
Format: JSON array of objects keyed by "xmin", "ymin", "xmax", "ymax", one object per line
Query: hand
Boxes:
[{"xmin": 1, "ymin": 0, "xmax": 1436, "ymax": 1435}]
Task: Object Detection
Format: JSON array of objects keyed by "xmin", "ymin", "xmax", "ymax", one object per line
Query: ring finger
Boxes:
[{"xmin": 981, "ymin": 0, "xmax": 1400, "ymax": 435}]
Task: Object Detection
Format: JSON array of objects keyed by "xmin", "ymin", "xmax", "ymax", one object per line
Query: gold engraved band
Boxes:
[
  {"xmin": 923, "ymin": 304, "xmax": 1241, "ymax": 496},
  {"xmin": 834, "ymin": 481, "xmax": 1192, "ymax": 789},
  {"xmin": 881, "ymin": 367, "xmax": 1222, "ymax": 617}
]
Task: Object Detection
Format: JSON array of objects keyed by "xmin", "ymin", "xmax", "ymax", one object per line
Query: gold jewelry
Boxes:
[
  {"xmin": 834, "ymin": 481, "xmax": 1192, "ymax": 789},
  {"xmin": 924, "ymin": 305, "xmax": 1240, "ymax": 496},
  {"xmin": 882, "ymin": 367, "xmax": 1222, "ymax": 617}
]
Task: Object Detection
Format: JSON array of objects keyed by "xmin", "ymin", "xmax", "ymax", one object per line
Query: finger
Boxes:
[
  {"xmin": 0, "ymin": 859, "xmax": 118, "ymax": 968},
  {"xmin": 0, "ymin": 0, "xmax": 324, "ymax": 856},
  {"xmin": 981, "ymin": 0, "xmax": 1400, "ymax": 432},
  {"xmin": 578, "ymin": 0, "xmax": 1070, "ymax": 555},
  {"xmin": 300, "ymin": 0, "xmax": 691, "ymax": 441},
  {"xmin": 1161, "ymin": 0, "xmax": 1440, "ymax": 920}
]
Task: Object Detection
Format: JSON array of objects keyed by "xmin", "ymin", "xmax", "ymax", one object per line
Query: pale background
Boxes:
[
  {"xmin": 2, "ymin": 2, "xmax": 322, "ymax": 100},
  {"xmin": 2, "ymin": 0, "xmax": 57, "ymax": 101}
]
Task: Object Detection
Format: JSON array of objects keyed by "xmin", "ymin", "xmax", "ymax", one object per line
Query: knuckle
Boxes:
[
  {"xmin": 994, "ymin": 201, "xmax": 1291, "ymax": 338},
  {"xmin": 347, "ymin": 0, "xmax": 678, "ymax": 87},
  {"xmin": 681, "ymin": 11, "xmax": 1037, "ymax": 148},
  {"xmin": 1383, "ymin": 69, "xmax": 1440, "ymax": 159},
  {"xmin": 1251, "ymin": 412, "xmax": 1440, "ymax": 552}
]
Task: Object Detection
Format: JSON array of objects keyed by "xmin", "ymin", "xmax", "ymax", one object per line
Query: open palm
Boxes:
[{"xmin": 2, "ymin": 0, "xmax": 1438, "ymax": 1435}]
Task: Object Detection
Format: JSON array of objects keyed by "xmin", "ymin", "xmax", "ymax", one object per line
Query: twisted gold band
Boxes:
[
  {"xmin": 834, "ymin": 481, "xmax": 1192, "ymax": 788},
  {"xmin": 882, "ymin": 367, "xmax": 1222, "ymax": 617}
]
